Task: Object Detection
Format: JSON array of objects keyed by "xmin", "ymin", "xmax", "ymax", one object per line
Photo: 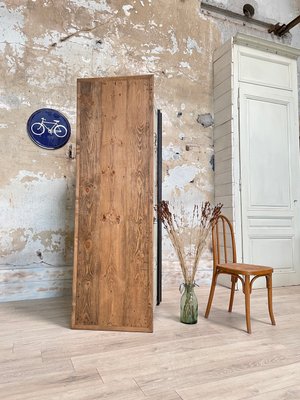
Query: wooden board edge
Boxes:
[
  {"xmin": 77, "ymin": 74, "xmax": 154, "ymax": 84},
  {"xmin": 148, "ymin": 74, "xmax": 154, "ymax": 323},
  {"xmin": 71, "ymin": 79, "xmax": 82, "ymax": 328},
  {"xmin": 71, "ymin": 324, "xmax": 153, "ymax": 333}
]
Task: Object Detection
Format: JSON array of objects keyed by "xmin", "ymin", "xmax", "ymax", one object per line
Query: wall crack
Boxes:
[{"xmin": 50, "ymin": 17, "xmax": 114, "ymax": 47}]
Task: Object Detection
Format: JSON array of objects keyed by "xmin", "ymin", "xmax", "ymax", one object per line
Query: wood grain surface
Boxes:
[{"xmin": 72, "ymin": 75, "xmax": 154, "ymax": 332}]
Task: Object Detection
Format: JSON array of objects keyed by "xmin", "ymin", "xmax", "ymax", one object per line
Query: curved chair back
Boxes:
[{"xmin": 212, "ymin": 214, "xmax": 237, "ymax": 271}]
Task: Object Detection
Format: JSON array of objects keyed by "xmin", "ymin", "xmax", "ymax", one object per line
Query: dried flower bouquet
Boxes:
[
  {"xmin": 157, "ymin": 200, "xmax": 223, "ymax": 286},
  {"xmin": 157, "ymin": 200, "xmax": 222, "ymax": 323}
]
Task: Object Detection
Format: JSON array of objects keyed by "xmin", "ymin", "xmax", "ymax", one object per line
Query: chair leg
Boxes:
[
  {"xmin": 244, "ymin": 275, "xmax": 251, "ymax": 334},
  {"xmin": 205, "ymin": 272, "xmax": 218, "ymax": 318},
  {"xmin": 228, "ymin": 275, "xmax": 237, "ymax": 312},
  {"xmin": 266, "ymin": 274, "xmax": 276, "ymax": 326}
]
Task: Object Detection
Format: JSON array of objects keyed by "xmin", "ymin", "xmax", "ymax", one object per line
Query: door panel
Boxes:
[
  {"xmin": 238, "ymin": 48, "xmax": 292, "ymax": 90},
  {"xmin": 250, "ymin": 237, "xmax": 294, "ymax": 270},
  {"xmin": 239, "ymin": 83, "xmax": 300, "ymax": 287},
  {"xmin": 247, "ymin": 99, "xmax": 290, "ymax": 208},
  {"xmin": 72, "ymin": 75, "xmax": 154, "ymax": 331}
]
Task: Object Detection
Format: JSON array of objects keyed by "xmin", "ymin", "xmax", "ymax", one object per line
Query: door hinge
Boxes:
[{"xmin": 239, "ymin": 179, "xmax": 242, "ymax": 191}]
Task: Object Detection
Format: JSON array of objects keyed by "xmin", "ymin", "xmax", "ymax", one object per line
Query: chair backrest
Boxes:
[{"xmin": 212, "ymin": 214, "xmax": 237, "ymax": 271}]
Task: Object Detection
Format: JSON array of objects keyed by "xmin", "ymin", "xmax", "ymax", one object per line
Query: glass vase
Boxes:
[{"xmin": 180, "ymin": 283, "xmax": 198, "ymax": 324}]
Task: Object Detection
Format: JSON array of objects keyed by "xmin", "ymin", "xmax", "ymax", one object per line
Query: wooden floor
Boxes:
[{"xmin": 0, "ymin": 286, "xmax": 300, "ymax": 400}]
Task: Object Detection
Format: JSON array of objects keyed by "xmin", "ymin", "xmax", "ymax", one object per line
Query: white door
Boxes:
[{"xmin": 239, "ymin": 83, "xmax": 300, "ymax": 287}]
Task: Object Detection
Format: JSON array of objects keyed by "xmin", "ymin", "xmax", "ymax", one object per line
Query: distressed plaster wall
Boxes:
[{"xmin": 0, "ymin": 0, "xmax": 299, "ymax": 301}]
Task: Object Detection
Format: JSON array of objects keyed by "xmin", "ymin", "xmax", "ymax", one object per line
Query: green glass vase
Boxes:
[{"xmin": 180, "ymin": 283, "xmax": 198, "ymax": 324}]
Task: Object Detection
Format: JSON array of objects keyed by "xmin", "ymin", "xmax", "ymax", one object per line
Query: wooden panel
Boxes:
[
  {"xmin": 214, "ymin": 64, "xmax": 232, "ymax": 87},
  {"xmin": 250, "ymin": 237, "xmax": 294, "ymax": 270},
  {"xmin": 248, "ymin": 217, "xmax": 293, "ymax": 228},
  {"xmin": 243, "ymin": 95, "xmax": 290, "ymax": 208},
  {"xmin": 214, "ymin": 158, "xmax": 232, "ymax": 175},
  {"xmin": 214, "ymin": 79, "xmax": 232, "ymax": 100},
  {"xmin": 215, "ymin": 146, "xmax": 232, "ymax": 163},
  {"xmin": 214, "ymin": 194, "xmax": 234, "ymax": 209},
  {"xmin": 213, "ymin": 37, "xmax": 231, "ymax": 62},
  {"xmin": 214, "ymin": 120, "xmax": 232, "ymax": 138},
  {"xmin": 215, "ymin": 183, "xmax": 233, "ymax": 197},
  {"xmin": 72, "ymin": 75, "xmax": 153, "ymax": 332},
  {"xmin": 214, "ymin": 105, "xmax": 232, "ymax": 126},
  {"xmin": 238, "ymin": 49, "xmax": 292, "ymax": 90},
  {"xmin": 214, "ymin": 133, "xmax": 232, "ymax": 153},
  {"xmin": 214, "ymin": 51, "xmax": 232, "ymax": 74},
  {"xmin": 214, "ymin": 90, "xmax": 232, "ymax": 113},
  {"xmin": 214, "ymin": 170, "xmax": 233, "ymax": 186},
  {"xmin": 213, "ymin": 41, "xmax": 235, "ymax": 289},
  {"xmin": 219, "ymin": 206, "xmax": 233, "ymax": 221}
]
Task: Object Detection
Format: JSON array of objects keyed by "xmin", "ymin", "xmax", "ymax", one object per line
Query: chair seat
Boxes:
[{"xmin": 217, "ymin": 262, "xmax": 273, "ymax": 276}]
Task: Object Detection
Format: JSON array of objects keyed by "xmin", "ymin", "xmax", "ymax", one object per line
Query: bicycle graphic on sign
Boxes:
[{"xmin": 30, "ymin": 117, "xmax": 67, "ymax": 138}]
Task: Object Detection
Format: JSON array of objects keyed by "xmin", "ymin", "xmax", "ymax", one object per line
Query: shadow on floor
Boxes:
[{"xmin": 7, "ymin": 295, "xmax": 72, "ymax": 328}]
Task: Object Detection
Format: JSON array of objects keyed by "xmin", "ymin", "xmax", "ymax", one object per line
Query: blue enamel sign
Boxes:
[{"xmin": 27, "ymin": 108, "xmax": 71, "ymax": 149}]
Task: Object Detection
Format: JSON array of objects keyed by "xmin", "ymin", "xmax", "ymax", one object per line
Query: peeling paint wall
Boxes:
[{"xmin": 0, "ymin": 0, "xmax": 300, "ymax": 301}]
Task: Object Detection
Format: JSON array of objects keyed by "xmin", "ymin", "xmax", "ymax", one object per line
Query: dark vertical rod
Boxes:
[{"xmin": 157, "ymin": 109, "xmax": 162, "ymax": 305}]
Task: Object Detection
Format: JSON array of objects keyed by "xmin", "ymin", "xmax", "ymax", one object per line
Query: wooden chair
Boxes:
[{"xmin": 204, "ymin": 214, "xmax": 276, "ymax": 333}]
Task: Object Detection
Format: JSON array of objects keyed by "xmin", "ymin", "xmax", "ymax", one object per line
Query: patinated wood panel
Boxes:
[{"xmin": 72, "ymin": 75, "xmax": 153, "ymax": 332}]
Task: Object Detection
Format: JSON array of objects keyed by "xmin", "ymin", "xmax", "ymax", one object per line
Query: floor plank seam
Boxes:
[
  {"xmin": 69, "ymin": 357, "xmax": 77, "ymax": 372},
  {"xmin": 132, "ymin": 377, "xmax": 147, "ymax": 397},
  {"xmin": 95, "ymin": 367, "xmax": 105, "ymax": 384},
  {"xmin": 175, "ymin": 390, "xmax": 184, "ymax": 400}
]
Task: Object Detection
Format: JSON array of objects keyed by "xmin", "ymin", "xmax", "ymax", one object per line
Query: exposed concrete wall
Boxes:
[{"xmin": 0, "ymin": 0, "xmax": 299, "ymax": 301}]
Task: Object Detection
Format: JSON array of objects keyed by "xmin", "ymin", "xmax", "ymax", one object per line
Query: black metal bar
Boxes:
[
  {"xmin": 284, "ymin": 15, "xmax": 300, "ymax": 32},
  {"xmin": 156, "ymin": 109, "xmax": 162, "ymax": 306},
  {"xmin": 201, "ymin": 2, "xmax": 272, "ymax": 29},
  {"xmin": 268, "ymin": 15, "xmax": 300, "ymax": 36}
]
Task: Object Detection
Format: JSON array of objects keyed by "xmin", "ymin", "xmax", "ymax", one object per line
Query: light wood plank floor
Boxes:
[{"xmin": 0, "ymin": 285, "xmax": 300, "ymax": 399}]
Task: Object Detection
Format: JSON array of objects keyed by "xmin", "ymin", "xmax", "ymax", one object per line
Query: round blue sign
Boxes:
[{"xmin": 27, "ymin": 108, "xmax": 71, "ymax": 149}]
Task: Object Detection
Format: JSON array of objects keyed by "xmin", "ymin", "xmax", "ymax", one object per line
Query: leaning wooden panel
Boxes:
[{"xmin": 72, "ymin": 75, "xmax": 154, "ymax": 332}]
